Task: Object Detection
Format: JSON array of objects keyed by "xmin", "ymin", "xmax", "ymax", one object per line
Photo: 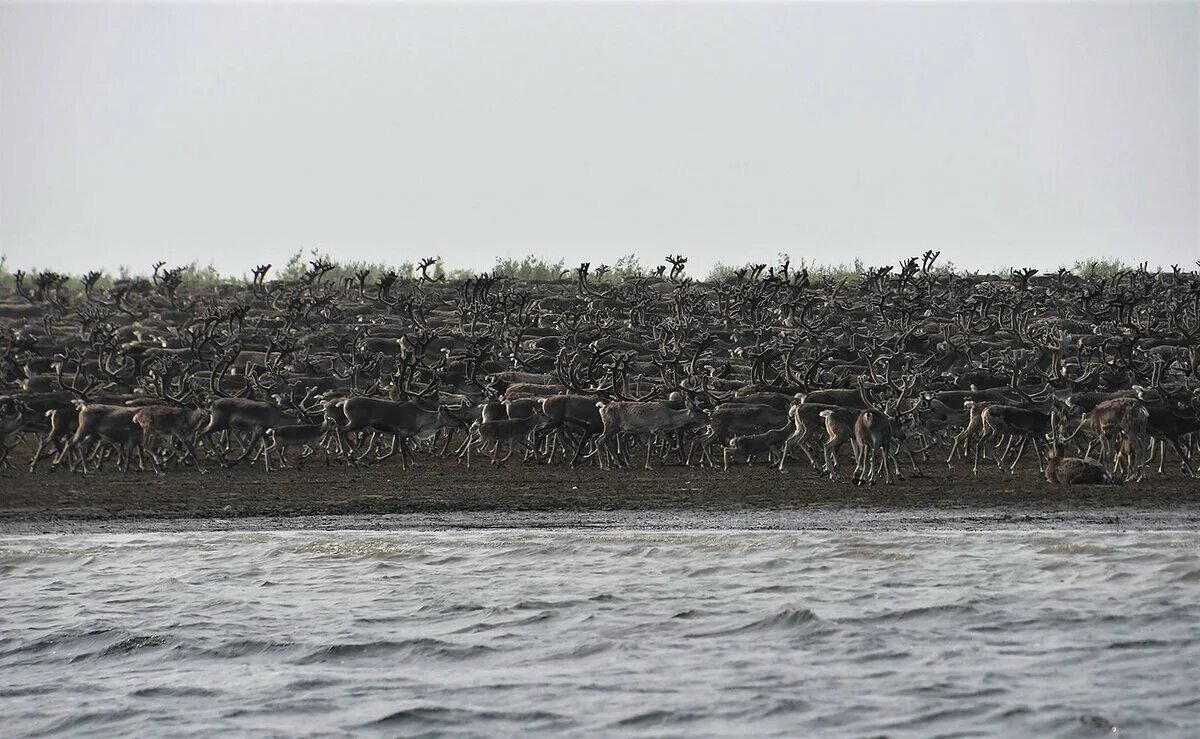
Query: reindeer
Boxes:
[
  {"xmin": 533, "ymin": 394, "xmax": 605, "ymax": 467},
  {"xmin": 461, "ymin": 404, "xmax": 543, "ymax": 468},
  {"xmin": 1064, "ymin": 397, "xmax": 1150, "ymax": 481},
  {"xmin": 196, "ymin": 398, "xmax": 292, "ymax": 467},
  {"xmin": 823, "ymin": 377, "xmax": 917, "ymax": 485},
  {"xmin": 0, "ymin": 405, "xmax": 28, "ymax": 469},
  {"xmin": 1045, "ymin": 442, "xmax": 1111, "ymax": 485},
  {"xmin": 724, "ymin": 423, "xmax": 792, "ymax": 471},
  {"xmin": 27, "ymin": 405, "xmax": 80, "ymax": 472},
  {"xmin": 132, "ymin": 405, "xmax": 208, "ymax": 473},
  {"xmin": 1112, "ymin": 438, "xmax": 1136, "ymax": 482},
  {"xmin": 778, "ymin": 399, "xmax": 843, "ymax": 472},
  {"xmin": 54, "ymin": 402, "xmax": 144, "ymax": 473},
  {"xmin": 946, "ymin": 400, "xmax": 992, "ymax": 467},
  {"xmin": 593, "ymin": 400, "xmax": 705, "ymax": 470},
  {"xmin": 973, "ymin": 403, "xmax": 1053, "ymax": 474},
  {"xmin": 819, "ymin": 407, "xmax": 862, "ymax": 481},
  {"xmin": 262, "ymin": 423, "xmax": 331, "ymax": 470},
  {"xmin": 335, "ymin": 397, "xmax": 458, "ymax": 468},
  {"xmin": 696, "ymin": 403, "xmax": 788, "ymax": 467},
  {"xmin": 853, "ymin": 408, "xmax": 898, "ymax": 485},
  {"xmin": 1142, "ymin": 403, "xmax": 1200, "ymax": 477}
]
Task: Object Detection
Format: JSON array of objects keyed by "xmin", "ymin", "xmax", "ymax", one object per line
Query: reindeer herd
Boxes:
[{"xmin": 1, "ymin": 253, "xmax": 1199, "ymax": 489}]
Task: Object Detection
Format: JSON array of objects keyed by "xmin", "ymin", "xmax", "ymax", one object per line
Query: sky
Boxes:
[{"xmin": 1, "ymin": 1, "xmax": 1196, "ymax": 278}]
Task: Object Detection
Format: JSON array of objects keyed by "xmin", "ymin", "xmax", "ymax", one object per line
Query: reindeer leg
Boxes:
[
  {"xmin": 29, "ymin": 433, "xmax": 54, "ymax": 472},
  {"xmin": 1132, "ymin": 434, "xmax": 1147, "ymax": 483},
  {"xmin": 385, "ymin": 433, "xmax": 405, "ymax": 462},
  {"xmin": 569, "ymin": 432, "xmax": 591, "ymax": 469},
  {"xmin": 972, "ymin": 427, "xmax": 992, "ymax": 475},
  {"xmin": 996, "ymin": 435, "xmax": 1015, "ymax": 469},
  {"xmin": 296, "ymin": 444, "xmax": 317, "ymax": 469},
  {"xmin": 946, "ymin": 427, "xmax": 968, "ymax": 466},
  {"xmin": 778, "ymin": 432, "xmax": 797, "ymax": 473},
  {"xmin": 1031, "ymin": 438, "xmax": 1045, "ymax": 474},
  {"xmin": 1170, "ymin": 438, "xmax": 1196, "ymax": 477},
  {"xmin": 71, "ymin": 439, "xmax": 92, "ymax": 474},
  {"xmin": 1008, "ymin": 436, "xmax": 1027, "ymax": 474},
  {"xmin": 823, "ymin": 438, "xmax": 839, "ymax": 481},
  {"xmin": 229, "ymin": 430, "xmax": 262, "ymax": 466},
  {"xmin": 399, "ymin": 437, "xmax": 413, "ymax": 469},
  {"xmin": 176, "ymin": 432, "xmax": 206, "ymax": 474},
  {"xmin": 902, "ymin": 446, "xmax": 918, "ymax": 478},
  {"xmin": 145, "ymin": 438, "xmax": 165, "ymax": 474}
]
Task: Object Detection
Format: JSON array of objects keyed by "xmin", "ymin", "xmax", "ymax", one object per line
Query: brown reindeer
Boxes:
[
  {"xmin": 778, "ymin": 399, "xmax": 841, "ymax": 472},
  {"xmin": 594, "ymin": 400, "xmax": 704, "ymax": 470},
  {"xmin": 1045, "ymin": 442, "xmax": 1111, "ymax": 485},
  {"xmin": 724, "ymin": 423, "xmax": 792, "ymax": 471},
  {"xmin": 132, "ymin": 405, "xmax": 208, "ymax": 473},
  {"xmin": 973, "ymin": 404, "xmax": 1053, "ymax": 475},
  {"xmin": 819, "ymin": 407, "xmax": 862, "ymax": 481},
  {"xmin": 853, "ymin": 408, "xmax": 897, "ymax": 485},
  {"xmin": 55, "ymin": 402, "xmax": 144, "ymax": 473},
  {"xmin": 1066, "ymin": 397, "xmax": 1150, "ymax": 481}
]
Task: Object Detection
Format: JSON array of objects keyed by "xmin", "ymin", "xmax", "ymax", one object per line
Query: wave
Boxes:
[
  {"xmin": 3, "ymin": 628, "xmax": 171, "ymax": 663},
  {"xmin": 96, "ymin": 634, "xmax": 171, "ymax": 657},
  {"xmin": 28, "ymin": 709, "xmax": 139, "ymax": 736},
  {"xmin": 449, "ymin": 609, "xmax": 556, "ymax": 634},
  {"xmin": 543, "ymin": 640, "xmax": 612, "ymax": 661},
  {"xmin": 293, "ymin": 637, "xmax": 497, "ymax": 665},
  {"xmin": 851, "ymin": 602, "xmax": 979, "ymax": 624},
  {"xmin": 1106, "ymin": 639, "xmax": 1174, "ymax": 650},
  {"xmin": 4, "ymin": 528, "xmax": 1198, "ymax": 736},
  {"xmin": 129, "ymin": 685, "xmax": 221, "ymax": 699},
  {"xmin": 362, "ymin": 705, "xmax": 565, "ymax": 729},
  {"xmin": 191, "ymin": 639, "xmax": 298, "ymax": 660},
  {"xmin": 688, "ymin": 607, "xmax": 822, "ymax": 638},
  {"xmin": 0, "ymin": 627, "xmax": 114, "ymax": 659},
  {"xmin": 611, "ymin": 708, "xmax": 702, "ymax": 728}
]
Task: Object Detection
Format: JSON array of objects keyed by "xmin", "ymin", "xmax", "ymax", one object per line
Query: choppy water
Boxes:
[{"xmin": 2, "ymin": 528, "xmax": 1198, "ymax": 737}]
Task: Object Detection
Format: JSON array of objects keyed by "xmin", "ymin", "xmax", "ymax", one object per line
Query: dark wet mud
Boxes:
[{"xmin": 2, "ymin": 457, "xmax": 1196, "ymax": 533}]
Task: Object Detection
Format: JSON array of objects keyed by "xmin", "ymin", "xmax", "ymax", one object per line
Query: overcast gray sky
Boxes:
[{"xmin": 1, "ymin": 1, "xmax": 1196, "ymax": 278}]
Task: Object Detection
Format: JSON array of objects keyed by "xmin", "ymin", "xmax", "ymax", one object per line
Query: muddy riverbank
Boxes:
[{"xmin": 2, "ymin": 460, "xmax": 1196, "ymax": 531}]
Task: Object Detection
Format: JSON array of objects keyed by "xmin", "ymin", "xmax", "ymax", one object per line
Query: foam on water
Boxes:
[{"xmin": 2, "ymin": 528, "xmax": 1197, "ymax": 736}]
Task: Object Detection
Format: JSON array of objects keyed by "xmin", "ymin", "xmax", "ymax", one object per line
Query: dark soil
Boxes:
[{"xmin": 2, "ymin": 456, "xmax": 1196, "ymax": 524}]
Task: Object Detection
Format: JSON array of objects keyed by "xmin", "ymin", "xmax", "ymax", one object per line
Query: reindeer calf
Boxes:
[
  {"xmin": 263, "ymin": 423, "xmax": 331, "ymax": 470},
  {"xmin": 724, "ymin": 424, "xmax": 792, "ymax": 471}
]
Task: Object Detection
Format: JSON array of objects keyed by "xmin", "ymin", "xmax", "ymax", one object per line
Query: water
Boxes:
[{"xmin": 2, "ymin": 527, "xmax": 1198, "ymax": 737}]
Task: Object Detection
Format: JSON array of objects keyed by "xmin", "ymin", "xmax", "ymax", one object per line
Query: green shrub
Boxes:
[
  {"xmin": 1070, "ymin": 257, "xmax": 1127, "ymax": 278},
  {"xmin": 492, "ymin": 255, "xmax": 568, "ymax": 281}
]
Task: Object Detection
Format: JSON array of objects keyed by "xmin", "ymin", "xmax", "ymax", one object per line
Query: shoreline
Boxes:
[
  {"xmin": 2, "ymin": 460, "xmax": 1197, "ymax": 533},
  {"xmin": 2, "ymin": 509, "xmax": 1197, "ymax": 536}
]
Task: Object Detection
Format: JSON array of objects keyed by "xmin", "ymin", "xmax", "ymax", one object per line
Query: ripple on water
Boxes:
[
  {"xmin": 292, "ymin": 638, "xmax": 499, "ymax": 665},
  {"xmin": 687, "ymin": 607, "xmax": 824, "ymax": 638},
  {"xmin": 848, "ymin": 602, "xmax": 980, "ymax": 624},
  {"xmin": 1, "ymin": 528, "xmax": 1197, "ymax": 737},
  {"xmin": 361, "ymin": 705, "xmax": 567, "ymax": 731}
]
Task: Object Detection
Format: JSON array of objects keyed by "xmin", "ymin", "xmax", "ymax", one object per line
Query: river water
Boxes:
[{"xmin": 2, "ymin": 526, "xmax": 1198, "ymax": 737}]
